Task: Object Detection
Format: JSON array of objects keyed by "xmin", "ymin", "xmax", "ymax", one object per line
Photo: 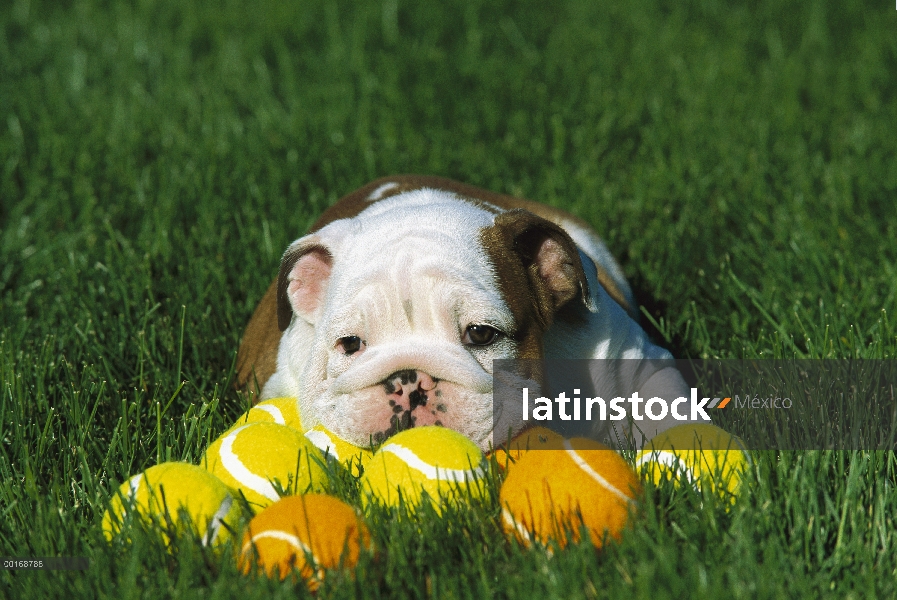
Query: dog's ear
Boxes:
[
  {"xmin": 276, "ymin": 240, "xmax": 331, "ymax": 330},
  {"xmin": 277, "ymin": 219, "xmax": 354, "ymax": 330},
  {"xmin": 484, "ymin": 209, "xmax": 595, "ymax": 329}
]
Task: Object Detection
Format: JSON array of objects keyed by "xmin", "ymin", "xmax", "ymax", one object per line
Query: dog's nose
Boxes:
[
  {"xmin": 374, "ymin": 369, "xmax": 445, "ymax": 442},
  {"xmin": 383, "ymin": 369, "xmax": 438, "ymax": 411}
]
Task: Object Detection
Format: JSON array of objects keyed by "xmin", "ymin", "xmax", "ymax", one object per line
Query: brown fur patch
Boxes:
[
  {"xmin": 477, "ymin": 220, "xmax": 543, "ymax": 360},
  {"xmin": 478, "ymin": 209, "xmax": 592, "ymax": 359},
  {"xmin": 235, "ymin": 279, "xmax": 280, "ymax": 398}
]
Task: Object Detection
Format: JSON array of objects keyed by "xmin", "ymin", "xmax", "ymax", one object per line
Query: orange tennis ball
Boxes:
[
  {"xmin": 238, "ymin": 494, "xmax": 371, "ymax": 588},
  {"xmin": 500, "ymin": 438, "xmax": 641, "ymax": 549},
  {"xmin": 488, "ymin": 426, "xmax": 564, "ymax": 468}
]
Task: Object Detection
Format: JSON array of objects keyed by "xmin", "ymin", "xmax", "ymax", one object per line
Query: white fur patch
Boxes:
[{"xmin": 367, "ymin": 182, "xmax": 400, "ymax": 201}]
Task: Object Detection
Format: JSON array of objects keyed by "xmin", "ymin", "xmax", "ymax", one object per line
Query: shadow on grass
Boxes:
[{"xmin": 627, "ymin": 271, "xmax": 696, "ymax": 360}]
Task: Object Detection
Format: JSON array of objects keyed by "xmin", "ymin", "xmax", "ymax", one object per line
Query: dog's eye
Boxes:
[
  {"xmin": 463, "ymin": 324, "xmax": 500, "ymax": 346},
  {"xmin": 337, "ymin": 336, "xmax": 363, "ymax": 355}
]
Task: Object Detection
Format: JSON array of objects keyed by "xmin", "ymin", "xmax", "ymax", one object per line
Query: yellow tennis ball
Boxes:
[
  {"xmin": 304, "ymin": 425, "xmax": 374, "ymax": 477},
  {"xmin": 102, "ymin": 462, "xmax": 240, "ymax": 546},
  {"xmin": 228, "ymin": 397, "xmax": 303, "ymax": 433},
  {"xmin": 634, "ymin": 424, "xmax": 749, "ymax": 504},
  {"xmin": 238, "ymin": 494, "xmax": 371, "ymax": 587},
  {"xmin": 500, "ymin": 438, "xmax": 641, "ymax": 549},
  {"xmin": 488, "ymin": 426, "xmax": 565, "ymax": 469},
  {"xmin": 360, "ymin": 426, "xmax": 488, "ymax": 513},
  {"xmin": 202, "ymin": 422, "xmax": 328, "ymax": 510}
]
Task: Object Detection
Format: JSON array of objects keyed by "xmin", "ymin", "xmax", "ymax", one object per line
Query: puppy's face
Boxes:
[{"xmin": 275, "ymin": 190, "xmax": 591, "ymax": 450}]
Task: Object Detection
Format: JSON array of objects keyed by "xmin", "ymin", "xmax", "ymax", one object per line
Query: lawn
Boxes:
[{"xmin": 1, "ymin": 0, "xmax": 896, "ymax": 597}]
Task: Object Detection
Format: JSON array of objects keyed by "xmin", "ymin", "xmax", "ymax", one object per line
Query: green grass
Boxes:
[{"xmin": 1, "ymin": 0, "xmax": 896, "ymax": 597}]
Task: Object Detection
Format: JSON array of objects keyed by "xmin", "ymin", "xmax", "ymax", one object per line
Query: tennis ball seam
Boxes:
[
  {"xmin": 127, "ymin": 473, "xmax": 142, "ymax": 497},
  {"xmin": 380, "ymin": 443, "xmax": 486, "ymax": 482},
  {"xmin": 305, "ymin": 429, "xmax": 340, "ymax": 461},
  {"xmin": 243, "ymin": 529, "xmax": 313, "ymax": 556},
  {"xmin": 564, "ymin": 440, "xmax": 637, "ymax": 505},
  {"xmin": 219, "ymin": 425, "xmax": 281, "ymax": 503},
  {"xmin": 205, "ymin": 493, "xmax": 234, "ymax": 546},
  {"xmin": 501, "ymin": 508, "xmax": 536, "ymax": 544},
  {"xmin": 255, "ymin": 405, "xmax": 286, "ymax": 425},
  {"xmin": 634, "ymin": 450, "xmax": 699, "ymax": 484}
]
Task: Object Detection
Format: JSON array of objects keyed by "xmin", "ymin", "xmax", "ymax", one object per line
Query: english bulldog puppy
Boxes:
[{"xmin": 235, "ymin": 175, "xmax": 694, "ymax": 452}]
